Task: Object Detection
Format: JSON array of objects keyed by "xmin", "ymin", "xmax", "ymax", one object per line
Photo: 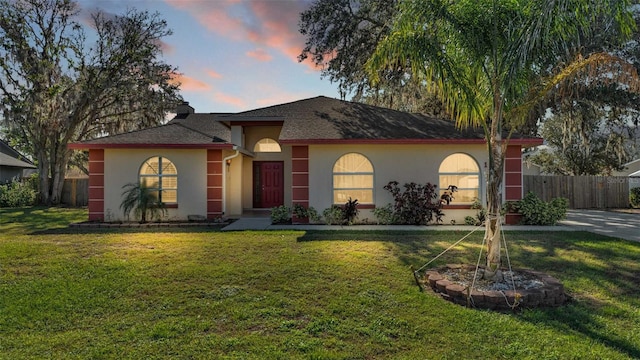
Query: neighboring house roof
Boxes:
[
  {"xmin": 0, "ymin": 139, "xmax": 36, "ymax": 169},
  {"xmin": 69, "ymin": 96, "xmax": 542, "ymax": 149},
  {"xmin": 613, "ymin": 158, "xmax": 640, "ymax": 176}
]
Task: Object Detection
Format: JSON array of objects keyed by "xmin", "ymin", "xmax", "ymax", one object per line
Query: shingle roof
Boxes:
[
  {"xmin": 72, "ymin": 115, "xmax": 230, "ymax": 147},
  {"xmin": 70, "ymin": 96, "xmax": 541, "ymax": 149},
  {"xmin": 0, "ymin": 151, "xmax": 36, "ymax": 168},
  {"xmin": 222, "ymin": 96, "xmax": 486, "ymax": 141},
  {"xmin": 0, "ymin": 140, "xmax": 36, "ymax": 168}
]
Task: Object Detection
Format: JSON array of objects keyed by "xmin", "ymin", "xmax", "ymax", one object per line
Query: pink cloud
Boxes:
[
  {"xmin": 206, "ymin": 69, "xmax": 223, "ymax": 79},
  {"xmin": 246, "ymin": 48, "xmax": 272, "ymax": 62},
  {"xmin": 165, "ymin": 0, "xmax": 318, "ymax": 69},
  {"xmin": 170, "ymin": 73, "xmax": 211, "ymax": 92},
  {"xmin": 214, "ymin": 92, "xmax": 246, "ymax": 109}
]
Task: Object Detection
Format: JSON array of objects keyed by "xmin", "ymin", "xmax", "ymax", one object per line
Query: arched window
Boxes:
[
  {"xmin": 253, "ymin": 138, "xmax": 281, "ymax": 153},
  {"xmin": 139, "ymin": 156, "xmax": 177, "ymax": 204},
  {"xmin": 333, "ymin": 153, "xmax": 374, "ymax": 204},
  {"xmin": 439, "ymin": 153, "xmax": 480, "ymax": 204}
]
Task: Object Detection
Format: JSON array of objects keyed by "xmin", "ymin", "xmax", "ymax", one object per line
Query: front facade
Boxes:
[{"xmin": 69, "ymin": 97, "xmax": 541, "ymax": 224}]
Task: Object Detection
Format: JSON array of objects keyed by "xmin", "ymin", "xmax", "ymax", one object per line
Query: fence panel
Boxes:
[
  {"xmin": 61, "ymin": 178, "xmax": 88, "ymax": 206},
  {"xmin": 523, "ymin": 175, "xmax": 630, "ymax": 209}
]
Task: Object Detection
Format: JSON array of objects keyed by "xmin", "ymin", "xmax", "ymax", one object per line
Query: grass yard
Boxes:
[{"xmin": 1, "ymin": 207, "xmax": 639, "ymax": 359}]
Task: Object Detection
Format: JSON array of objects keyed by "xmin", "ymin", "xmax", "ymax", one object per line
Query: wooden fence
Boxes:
[
  {"xmin": 61, "ymin": 178, "xmax": 88, "ymax": 206},
  {"xmin": 523, "ymin": 175, "xmax": 637, "ymax": 209}
]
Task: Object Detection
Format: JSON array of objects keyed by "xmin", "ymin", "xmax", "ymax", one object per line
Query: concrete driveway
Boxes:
[{"xmin": 561, "ymin": 209, "xmax": 640, "ymax": 242}]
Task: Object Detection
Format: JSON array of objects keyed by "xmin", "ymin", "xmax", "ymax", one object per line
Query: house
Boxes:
[
  {"xmin": 0, "ymin": 139, "xmax": 36, "ymax": 184},
  {"xmin": 68, "ymin": 96, "xmax": 542, "ymax": 224},
  {"xmin": 613, "ymin": 158, "xmax": 640, "ymax": 177},
  {"xmin": 613, "ymin": 158, "xmax": 640, "ymax": 190}
]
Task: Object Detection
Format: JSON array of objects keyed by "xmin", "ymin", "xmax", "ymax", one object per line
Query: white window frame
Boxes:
[
  {"xmin": 332, "ymin": 153, "xmax": 374, "ymax": 205},
  {"xmin": 139, "ymin": 156, "xmax": 178, "ymax": 204},
  {"xmin": 438, "ymin": 153, "xmax": 480, "ymax": 205},
  {"xmin": 253, "ymin": 138, "xmax": 282, "ymax": 153}
]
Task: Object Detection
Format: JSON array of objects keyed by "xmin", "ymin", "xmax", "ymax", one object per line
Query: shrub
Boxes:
[
  {"xmin": 292, "ymin": 203, "xmax": 322, "ymax": 223},
  {"xmin": 270, "ymin": 205, "xmax": 291, "ymax": 224},
  {"xmin": 0, "ymin": 179, "xmax": 37, "ymax": 207},
  {"xmin": 464, "ymin": 216, "xmax": 477, "ymax": 225},
  {"xmin": 516, "ymin": 192, "xmax": 568, "ymax": 225},
  {"xmin": 372, "ymin": 203, "xmax": 397, "ymax": 225},
  {"xmin": 322, "ymin": 206, "xmax": 344, "ymax": 225},
  {"xmin": 383, "ymin": 181, "xmax": 445, "ymax": 225},
  {"xmin": 630, "ymin": 187, "xmax": 640, "ymax": 208},
  {"xmin": 471, "ymin": 198, "xmax": 486, "ymax": 225},
  {"xmin": 343, "ymin": 197, "xmax": 359, "ymax": 225}
]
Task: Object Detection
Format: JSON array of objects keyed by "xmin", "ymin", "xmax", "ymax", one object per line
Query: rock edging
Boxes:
[{"xmin": 422, "ymin": 264, "xmax": 568, "ymax": 311}]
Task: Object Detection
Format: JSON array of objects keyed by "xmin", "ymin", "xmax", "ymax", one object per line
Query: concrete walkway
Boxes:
[
  {"xmin": 560, "ymin": 209, "xmax": 640, "ymax": 242},
  {"xmin": 221, "ymin": 209, "xmax": 640, "ymax": 243}
]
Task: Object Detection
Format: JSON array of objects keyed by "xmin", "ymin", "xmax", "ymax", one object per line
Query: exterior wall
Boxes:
[
  {"xmin": 307, "ymin": 144, "xmax": 489, "ymax": 224},
  {"xmin": 207, "ymin": 150, "xmax": 223, "ymax": 219},
  {"xmin": 291, "ymin": 146, "xmax": 309, "ymax": 223},
  {"xmin": 0, "ymin": 166, "xmax": 24, "ymax": 184},
  {"xmin": 504, "ymin": 145, "xmax": 523, "ymax": 224},
  {"xmin": 103, "ymin": 148, "xmax": 207, "ymax": 221},
  {"xmin": 241, "ymin": 126, "xmax": 292, "ymax": 210},
  {"xmin": 224, "ymin": 150, "xmax": 244, "ymax": 217},
  {"xmin": 88, "ymin": 149, "xmax": 104, "ymax": 221}
]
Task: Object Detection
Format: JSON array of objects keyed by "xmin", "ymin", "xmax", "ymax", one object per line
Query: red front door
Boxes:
[{"xmin": 253, "ymin": 161, "xmax": 284, "ymax": 208}]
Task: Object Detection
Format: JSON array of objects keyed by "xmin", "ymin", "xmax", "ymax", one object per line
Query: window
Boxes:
[
  {"xmin": 139, "ymin": 156, "xmax": 177, "ymax": 204},
  {"xmin": 254, "ymin": 138, "xmax": 281, "ymax": 153},
  {"xmin": 333, "ymin": 153, "xmax": 374, "ymax": 204},
  {"xmin": 439, "ymin": 153, "xmax": 480, "ymax": 204}
]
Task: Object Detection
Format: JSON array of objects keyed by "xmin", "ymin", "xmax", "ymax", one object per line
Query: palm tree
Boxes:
[
  {"xmin": 367, "ymin": 0, "xmax": 639, "ymax": 278},
  {"xmin": 120, "ymin": 180, "xmax": 167, "ymax": 223}
]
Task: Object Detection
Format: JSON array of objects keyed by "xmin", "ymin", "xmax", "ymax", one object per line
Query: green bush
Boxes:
[
  {"xmin": 630, "ymin": 187, "xmax": 640, "ymax": 208},
  {"xmin": 516, "ymin": 192, "xmax": 568, "ymax": 225},
  {"xmin": 292, "ymin": 203, "xmax": 322, "ymax": 223},
  {"xmin": 270, "ymin": 205, "xmax": 291, "ymax": 224},
  {"xmin": 322, "ymin": 206, "xmax": 344, "ymax": 225},
  {"xmin": 372, "ymin": 204, "xmax": 397, "ymax": 225},
  {"xmin": 464, "ymin": 216, "xmax": 477, "ymax": 225},
  {"xmin": 0, "ymin": 179, "xmax": 37, "ymax": 207}
]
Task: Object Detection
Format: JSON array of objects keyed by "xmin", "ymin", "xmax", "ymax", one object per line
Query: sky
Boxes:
[{"xmin": 77, "ymin": 0, "xmax": 341, "ymax": 113}]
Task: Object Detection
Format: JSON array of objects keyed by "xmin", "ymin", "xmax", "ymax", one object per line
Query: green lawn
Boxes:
[{"xmin": 1, "ymin": 207, "xmax": 639, "ymax": 359}]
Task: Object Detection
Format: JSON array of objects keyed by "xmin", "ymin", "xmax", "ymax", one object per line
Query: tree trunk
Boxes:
[
  {"xmin": 38, "ymin": 155, "xmax": 51, "ymax": 205},
  {"xmin": 485, "ymin": 85, "xmax": 506, "ymax": 279},
  {"xmin": 49, "ymin": 142, "xmax": 71, "ymax": 205},
  {"xmin": 484, "ymin": 137, "xmax": 504, "ymax": 278}
]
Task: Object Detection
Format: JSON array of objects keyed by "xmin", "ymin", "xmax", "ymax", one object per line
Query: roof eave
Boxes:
[
  {"xmin": 279, "ymin": 137, "xmax": 543, "ymax": 146},
  {"xmin": 67, "ymin": 143, "xmax": 234, "ymax": 150}
]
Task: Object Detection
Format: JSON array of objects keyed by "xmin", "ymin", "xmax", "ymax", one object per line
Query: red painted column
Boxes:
[
  {"xmin": 291, "ymin": 146, "xmax": 309, "ymax": 223},
  {"xmin": 207, "ymin": 149, "xmax": 223, "ymax": 219},
  {"xmin": 504, "ymin": 145, "xmax": 523, "ymax": 224},
  {"xmin": 88, "ymin": 149, "xmax": 104, "ymax": 221}
]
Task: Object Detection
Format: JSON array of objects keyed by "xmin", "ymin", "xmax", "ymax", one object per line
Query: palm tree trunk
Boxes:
[
  {"xmin": 485, "ymin": 88, "xmax": 505, "ymax": 279},
  {"xmin": 484, "ymin": 137, "xmax": 504, "ymax": 278}
]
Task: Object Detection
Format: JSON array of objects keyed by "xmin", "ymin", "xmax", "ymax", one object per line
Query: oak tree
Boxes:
[{"xmin": 0, "ymin": 0, "xmax": 181, "ymax": 204}]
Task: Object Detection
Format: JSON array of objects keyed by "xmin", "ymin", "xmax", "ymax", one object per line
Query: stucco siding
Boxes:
[
  {"xmin": 104, "ymin": 149, "xmax": 207, "ymax": 221},
  {"xmin": 308, "ymin": 144, "xmax": 488, "ymax": 224}
]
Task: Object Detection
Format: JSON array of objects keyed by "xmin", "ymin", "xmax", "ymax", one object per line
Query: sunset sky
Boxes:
[{"xmin": 78, "ymin": 0, "xmax": 341, "ymax": 113}]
